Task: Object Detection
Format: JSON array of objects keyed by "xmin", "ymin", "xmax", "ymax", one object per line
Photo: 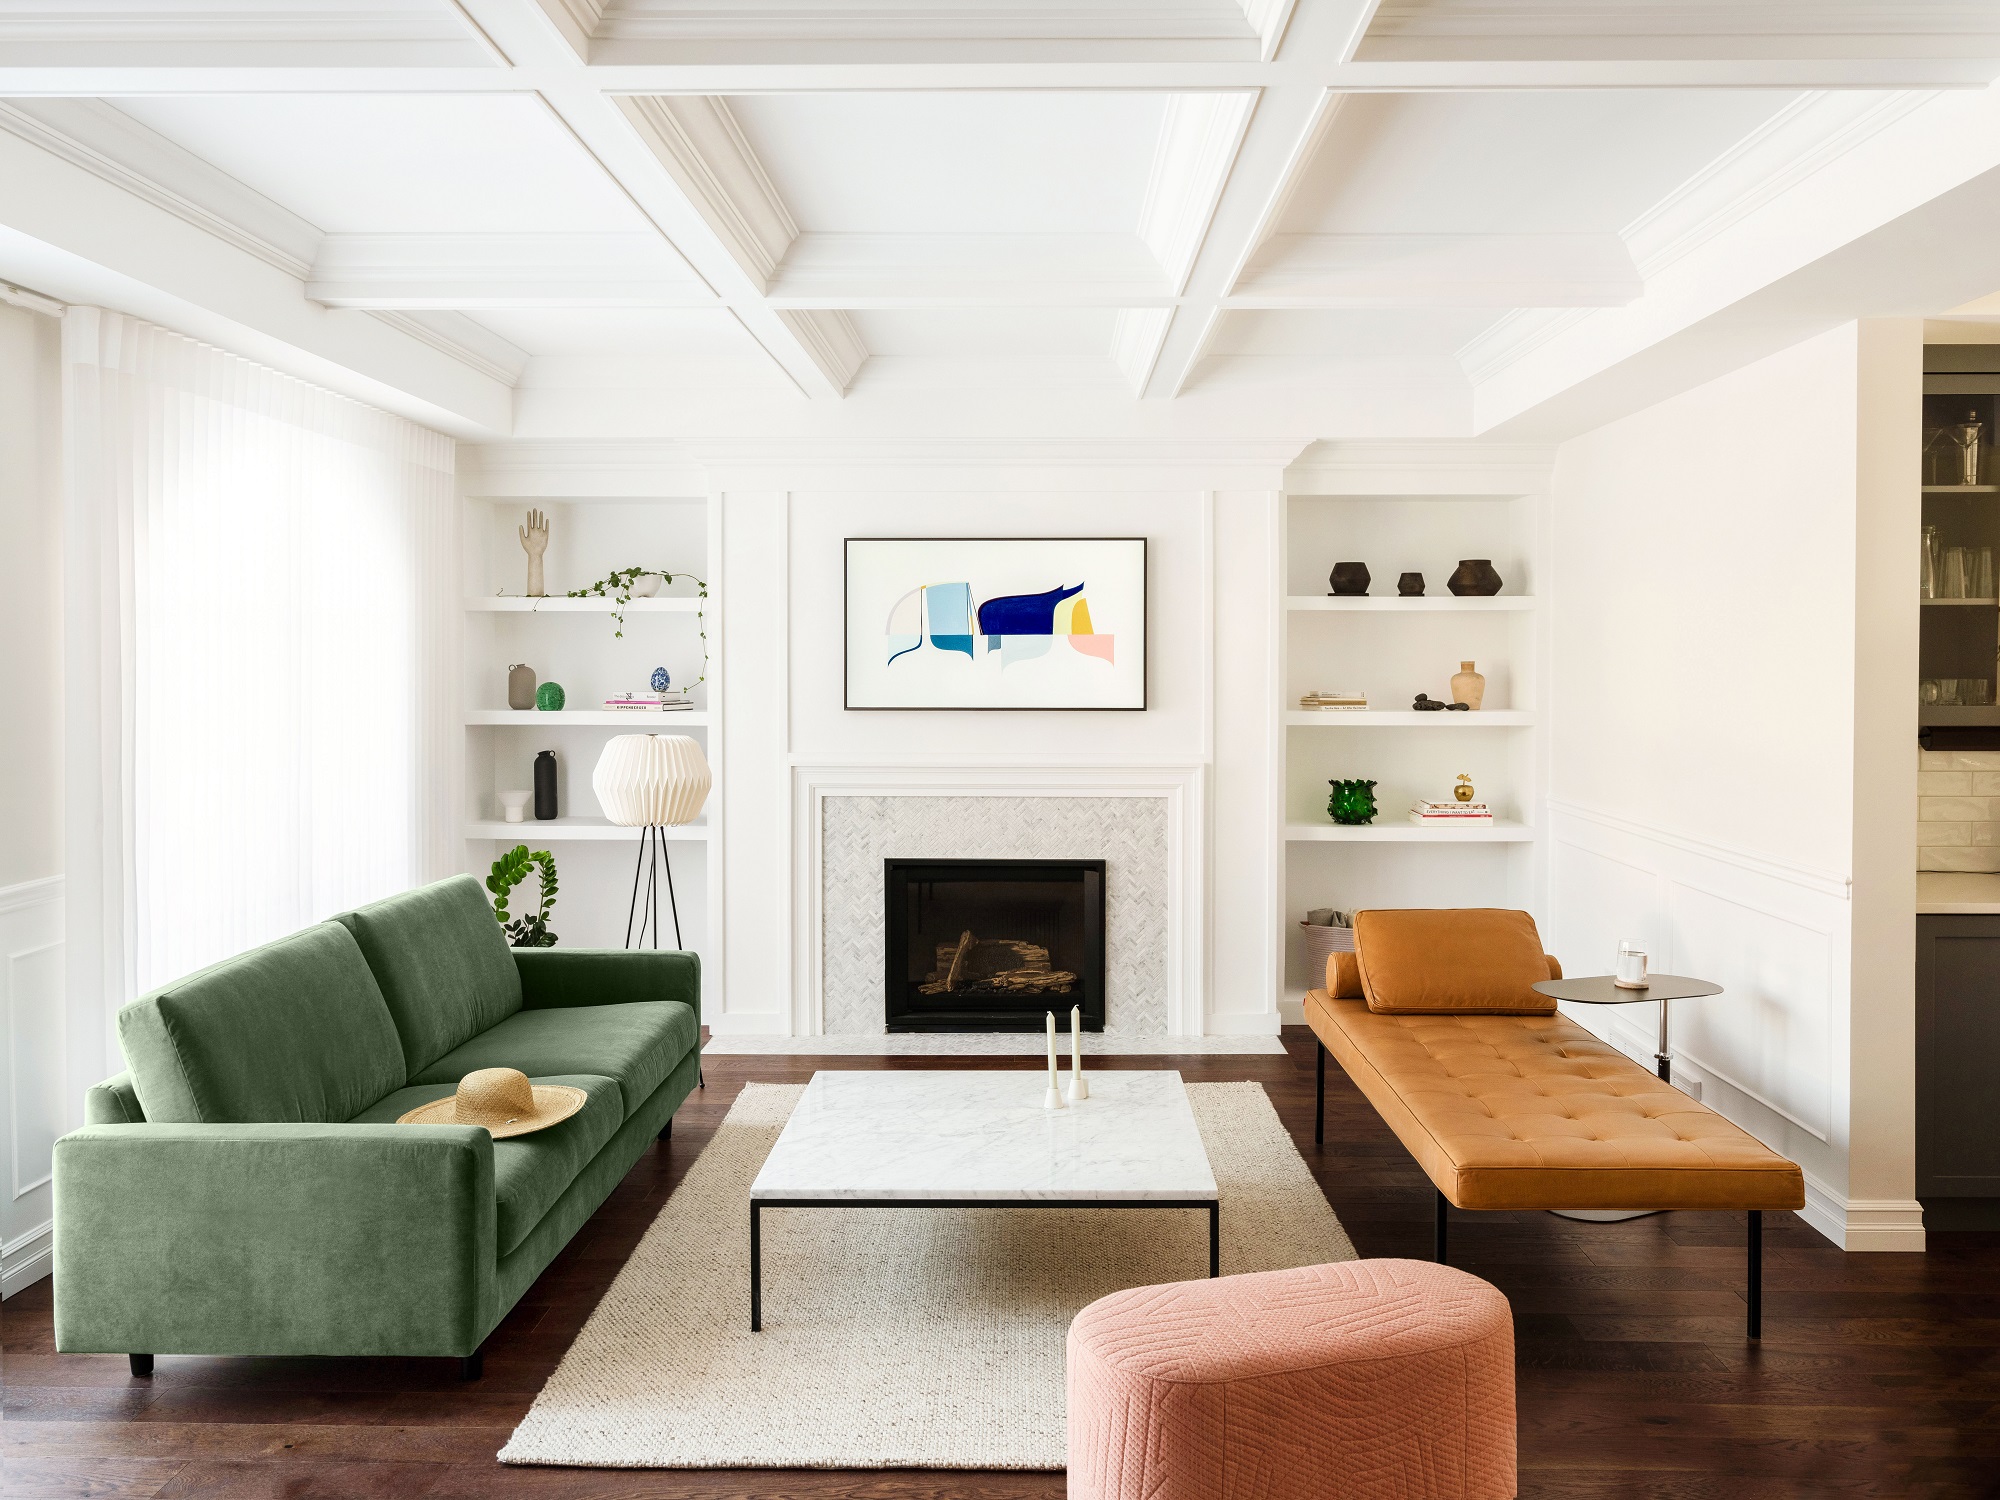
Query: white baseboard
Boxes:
[
  {"xmin": 1200, "ymin": 1012, "xmax": 1283, "ymax": 1037},
  {"xmin": 1278, "ymin": 998, "xmax": 1305, "ymax": 1025},
  {"xmin": 2, "ymin": 1221, "xmax": 52, "ymax": 1299},
  {"xmin": 1799, "ymin": 1174, "xmax": 1926, "ymax": 1252}
]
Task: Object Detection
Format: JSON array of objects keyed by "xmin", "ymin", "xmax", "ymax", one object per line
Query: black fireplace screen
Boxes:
[{"xmin": 884, "ymin": 858, "xmax": 1105, "ymax": 1032}]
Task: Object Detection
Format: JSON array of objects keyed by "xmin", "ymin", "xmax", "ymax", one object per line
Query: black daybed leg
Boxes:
[
  {"xmin": 460, "ymin": 1351, "xmax": 483, "ymax": 1381},
  {"xmin": 128, "ymin": 1353, "xmax": 153, "ymax": 1378},
  {"xmin": 1748, "ymin": 1210, "xmax": 1762, "ymax": 1340},
  {"xmin": 1314, "ymin": 1040, "xmax": 1325, "ymax": 1146},
  {"xmin": 1435, "ymin": 1189, "xmax": 1448, "ymax": 1264}
]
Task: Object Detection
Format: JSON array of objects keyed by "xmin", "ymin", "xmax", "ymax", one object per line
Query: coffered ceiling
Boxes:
[{"xmin": 3, "ymin": 0, "xmax": 2000, "ymax": 438}]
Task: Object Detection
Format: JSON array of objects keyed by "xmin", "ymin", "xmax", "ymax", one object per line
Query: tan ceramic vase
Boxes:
[{"xmin": 1451, "ymin": 660, "xmax": 1485, "ymax": 710}]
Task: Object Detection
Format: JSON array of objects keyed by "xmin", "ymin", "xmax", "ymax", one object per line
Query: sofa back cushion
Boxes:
[
  {"xmin": 333, "ymin": 875, "xmax": 523, "ymax": 1076},
  {"xmin": 1354, "ymin": 908, "xmax": 1558, "ymax": 1015},
  {"xmin": 118, "ymin": 923, "xmax": 406, "ymax": 1123}
]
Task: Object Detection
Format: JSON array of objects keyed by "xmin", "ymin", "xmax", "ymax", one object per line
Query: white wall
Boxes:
[
  {"xmin": 0, "ymin": 300, "xmax": 63, "ymax": 1295},
  {"xmin": 1547, "ymin": 321, "xmax": 1923, "ymax": 1250}
]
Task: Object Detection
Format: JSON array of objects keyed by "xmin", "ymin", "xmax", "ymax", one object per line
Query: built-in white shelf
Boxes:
[
  {"xmin": 1922, "ymin": 597, "xmax": 1998, "ymax": 606},
  {"xmin": 1285, "ymin": 710, "xmax": 1535, "ymax": 727},
  {"xmin": 1286, "ymin": 595, "xmax": 1534, "ymax": 612},
  {"xmin": 1923, "ymin": 485, "xmax": 1999, "ymax": 494},
  {"xmin": 465, "ymin": 710, "xmax": 710, "ymax": 726},
  {"xmin": 466, "ymin": 596, "xmax": 701, "ymax": 613},
  {"xmin": 465, "ymin": 817, "xmax": 709, "ymax": 842},
  {"xmin": 1285, "ymin": 820, "xmax": 1534, "ymax": 843}
]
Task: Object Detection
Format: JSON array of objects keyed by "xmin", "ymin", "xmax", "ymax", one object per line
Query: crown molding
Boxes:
[
  {"xmin": 306, "ymin": 232, "xmax": 709, "ymax": 308},
  {"xmin": 1622, "ymin": 90, "xmax": 1935, "ymax": 279},
  {"xmin": 0, "ymin": 98, "xmax": 321, "ymax": 279},
  {"xmin": 1110, "ymin": 307, "xmax": 1174, "ymax": 394},
  {"xmin": 363, "ymin": 310, "xmax": 529, "ymax": 387},
  {"xmin": 1234, "ymin": 232, "xmax": 1641, "ymax": 307},
  {"xmin": 0, "ymin": 7, "xmax": 491, "ymax": 65},
  {"xmin": 1285, "ymin": 438, "xmax": 1557, "ymax": 495},
  {"xmin": 1455, "ymin": 305, "xmax": 1597, "ymax": 386},
  {"xmin": 616, "ymin": 94, "xmax": 797, "ymax": 292},
  {"xmin": 773, "ymin": 308, "xmax": 868, "ymax": 393},
  {"xmin": 1136, "ymin": 91, "xmax": 1258, "ymax": 293}
]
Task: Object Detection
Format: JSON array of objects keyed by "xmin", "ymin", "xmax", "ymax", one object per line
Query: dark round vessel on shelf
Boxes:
[
  {"xmin": 1397, "ymin": 572, "xmax": 1425, "ymax": 596},
  {"xmin": 1328, "ymin": 562, "xmax": 1371, "ymax": 596},
  {"xmin": 1447, "ymin": 559, "xmax": 1503, "ymax": 596}
]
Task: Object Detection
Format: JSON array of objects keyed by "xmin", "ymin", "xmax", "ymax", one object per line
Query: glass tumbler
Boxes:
[
  {"xmin": 1945, "ymin": 547, "xmax": 1970, "ymax": 600},
  {"xmin": 1924, "ymin": 525, "xmax": 1941, "ymax": 599}
]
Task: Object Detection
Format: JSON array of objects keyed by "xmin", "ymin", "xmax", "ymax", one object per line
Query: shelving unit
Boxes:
[
  {"xmin": 456, "ymin": 488, "xmax": 720, "ymax": 978},
  {"xmin": 1277, "ymin": 469, "xmax": 1548, "ymax": 1020}
]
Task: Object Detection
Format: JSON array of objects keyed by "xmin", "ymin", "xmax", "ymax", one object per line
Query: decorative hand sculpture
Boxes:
[{"xmin": 519, "ymin": 508, "xmax": 550, "ymax": 597}]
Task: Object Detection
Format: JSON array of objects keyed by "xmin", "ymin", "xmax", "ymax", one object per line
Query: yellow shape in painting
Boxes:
[{"xmin": 1067, "ymin": 596, "xmax": 1093, "ymax": 635}]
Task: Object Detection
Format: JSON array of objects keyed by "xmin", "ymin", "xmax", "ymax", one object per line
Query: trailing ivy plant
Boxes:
[
  {"xmin": 565, "ymin": 566, "xmax": 710, "ymax": 686},
  {"xmin": 488, "ymin": 844, "xmax": 560, "ymax": 948}
]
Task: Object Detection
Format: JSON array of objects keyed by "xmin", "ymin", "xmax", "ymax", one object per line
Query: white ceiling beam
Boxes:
[
  {"xmin": 615, "ymin": 95, "xmax": 797, "ymax": 293},
  {"xmin": 306, "ymin": 232, "xmax": 711, "ymax": 308},
  {"xmin": 0, "ymin": 56, "xmax": 1988, "ymax": 93},
  {"xmin": 1136, "ymin": 92, "xmax": 1259, "ymax": 294},
  {"xmin": 1230, "ymin": 233, "xmax": 1642, "ymax": 308},
  {"xmin": 450, "ymin": 0, "xmax": 864, "ymax": 396}
]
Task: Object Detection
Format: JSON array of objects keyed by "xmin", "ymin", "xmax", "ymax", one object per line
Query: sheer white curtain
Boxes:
[{"xmin": 64, "ymin": 308, "xmax": 456, "ymax": 1019}]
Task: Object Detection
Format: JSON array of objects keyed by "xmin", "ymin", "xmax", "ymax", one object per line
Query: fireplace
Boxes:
[{"xmin": 884, "ymin": 858, "xmax": 1106, "ymax": 1032}]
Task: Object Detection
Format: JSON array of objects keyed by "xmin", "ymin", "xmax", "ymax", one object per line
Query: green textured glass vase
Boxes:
[
  {"xmin": 535, "ymin": 681, "xmax": 566, "ymax": 712},
  {"xmin": 1327, "ymin": 778, "xmax": 1378, "ymax": 825}
]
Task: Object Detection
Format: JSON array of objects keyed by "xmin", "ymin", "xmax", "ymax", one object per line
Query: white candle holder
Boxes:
[{"xmin": 1043, "ymin": 1084, "xmax": 1067, "ymax": 1111}]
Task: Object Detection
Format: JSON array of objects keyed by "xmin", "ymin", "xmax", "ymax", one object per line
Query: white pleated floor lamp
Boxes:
[{"xmin": 592, "ymin": 734, "xmax": 712, "ymax": 948}]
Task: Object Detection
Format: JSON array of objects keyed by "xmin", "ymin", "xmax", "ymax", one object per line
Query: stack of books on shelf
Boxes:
[
  {"xmin": 604, "ymin": 691, "xmax": 695, "ymax": 712},
  {"xmin": 1299, "ymin": 690, "xmax": 1368, "ymax": 711},
  {"xmin": 1410, "ymin": 799, "xmax": 1494, "ymax": 826}
]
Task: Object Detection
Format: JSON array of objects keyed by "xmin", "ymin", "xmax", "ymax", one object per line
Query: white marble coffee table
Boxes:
[{"xmin": 747, "ymin": 1070, "xmax": 1219, "ymax": 1331}]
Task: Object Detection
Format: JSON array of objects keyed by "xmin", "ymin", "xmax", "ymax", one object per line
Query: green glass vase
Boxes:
[
  {"xmin": 535, "ymin": 681, "xmax": 565, "ymax": 712},
  {"xmin": 1327, "ymin": 778, "xmax": 1378, "ymax": 825}
]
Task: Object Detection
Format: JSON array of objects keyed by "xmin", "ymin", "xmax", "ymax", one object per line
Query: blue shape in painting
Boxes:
[
  {"xmin": 976, "ymin": 582, "xmax": 1083, "ymax": 637},
  {"xmin": 886, "ymin": 582, "xmax": 975, "ymax": 664},
  {"xmin": 925, "ymin": 581, "xmax": 975, "ymax": 660},
  {"xmin": 997, "ymin": 635, "xmax": 1055, "ymax": 668},
  {"xmin": 650, "ymin": 666, "xmax": 671, "ymax": 692}
]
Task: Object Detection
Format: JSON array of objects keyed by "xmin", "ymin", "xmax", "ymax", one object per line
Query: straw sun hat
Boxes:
[{"xmin": 396, "ymin": 1067, "xmax": 586, "ymax": 1138}]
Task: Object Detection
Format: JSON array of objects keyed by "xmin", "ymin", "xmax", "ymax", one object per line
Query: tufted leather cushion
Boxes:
[
  {"xmin": 1355, "ymin": 907, "xmax": 1557, "ymax": 1014},
  {"xmin": 1306, "ymin": 990, "xmax": 1805, "ymax": 1212},
  {"xmin": 1067, "ymin": 1259, "xmax": 1515, "ymax": 1500}
]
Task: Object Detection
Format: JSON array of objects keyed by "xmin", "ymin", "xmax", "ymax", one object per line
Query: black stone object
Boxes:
[
  {"xmin": 1413, "ymin": 693, "xmax": 1447, "ymax": 711},
  {"xmin": 1398, "ymin": 572, "xmax": 1425, "ymax": 596},
  {"xmin": 533, "ymin": 750, "xmax": 558, "ymax": 821},
  {"xmin": 1447, "ymin": 559, "xmax": 1503, "ymax": 596},
  {"xmin": 1328, "ymin": 562, "xmax": 1371, "ymax": 596}
]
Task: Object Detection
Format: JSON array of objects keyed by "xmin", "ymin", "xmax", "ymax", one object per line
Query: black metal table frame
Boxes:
[{"xmin": 750, "ymin": 1196, "xmax": 1220, "ymax": 1332}]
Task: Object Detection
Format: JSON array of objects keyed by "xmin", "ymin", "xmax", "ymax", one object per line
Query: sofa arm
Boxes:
[
  {"xmin": 54, "ymin": 1123, "xmax": 495, "ymax": 1358},
  {"xmin": 513, "ymin": 947, "xmax": 700, "ymax": 1010}
]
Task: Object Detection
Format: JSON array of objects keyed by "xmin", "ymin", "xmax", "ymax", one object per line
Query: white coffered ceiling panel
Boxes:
[
  {"xmin": 112, "ymin": 94, "xmax": 649, "ymax": 233},
  {"xmin": 847, "ymin": 307, "xmax": 1119, "ymax": 356},
  {"xmin": 0, "ymin": 0, "xmax": 493, "ymax": 64},
  {"xmin": 465, "ymin": 307, "xmax": 759, "ymax": 357}
]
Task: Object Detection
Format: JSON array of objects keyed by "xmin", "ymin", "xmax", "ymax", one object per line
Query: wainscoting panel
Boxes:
[{"xmin": 2, "ymin": 875, "xmax": 63, "ymax": 1297}]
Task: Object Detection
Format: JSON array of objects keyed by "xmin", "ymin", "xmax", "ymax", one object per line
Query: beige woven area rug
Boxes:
[{"xmin": 500, "ymin": 1080, "xmax": 1356, "ymax": 1470}]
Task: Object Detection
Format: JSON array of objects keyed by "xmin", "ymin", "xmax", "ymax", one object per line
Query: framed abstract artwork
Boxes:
[{"xmin": 844, "ymin": 537, "xmax": 1148, "ymax": 710}]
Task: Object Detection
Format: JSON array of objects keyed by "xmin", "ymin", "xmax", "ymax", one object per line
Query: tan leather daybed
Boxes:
[{"xmin": 1305, "ymin": 909, "xmax": 1805, "ymax": 1338}]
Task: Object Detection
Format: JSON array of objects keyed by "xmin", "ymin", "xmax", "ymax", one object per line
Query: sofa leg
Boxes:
[
  {"xmin": 1314, "ymin": 1041, "xmax": 1325, "ymax": 1146},
  {"xmin": 460, "ymin": 1351, "xmax": 483, "ymax": 1381},
  {"xmin": 128, "ymin": 1353, "xmax": 153, "ymax": 1378},
  {"xmin": 658, "ymin": 1117, "xmax": 672, "ymax": 1142},
  {"xmin": 1748, "ymin": 1209, "xmax": 1762, "ymax": 1340},
  {"xmin": 1434, "ymin": 1189, "xmax": 1449, "ymax": 1264}
]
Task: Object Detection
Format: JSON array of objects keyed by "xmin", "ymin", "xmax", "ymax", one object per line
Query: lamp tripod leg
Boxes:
[
  {"xmin": 644, "ymin": 826, "xmax": 661, "ymax": 950},
  {"xmin": 623, "ymin": 828, "xmax": 649, "ymax": 949},
  {"xmin": 663, "ymin": 836, "xmax": 682, "ymax": 949}
]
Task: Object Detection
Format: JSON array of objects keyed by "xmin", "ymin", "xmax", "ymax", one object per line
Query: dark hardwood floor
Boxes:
[{"xmin": 7, "ymin": 1030, "xmax": 1997, "ymax": 1499}]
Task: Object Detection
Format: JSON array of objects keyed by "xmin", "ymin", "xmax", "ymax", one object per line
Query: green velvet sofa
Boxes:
[{"xmin": 52, "ymin": 874, "xmax": 701, "ymax": 1379}]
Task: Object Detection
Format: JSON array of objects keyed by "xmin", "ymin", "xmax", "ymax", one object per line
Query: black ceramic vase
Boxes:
[
  {"xmin": 1397, "ymin": 572, "xmax": 1425, "ymax": 597},
  {"xmin": 533, "ymin": 750, "xmax": 558, "ymax": 821},
  {"xmin": 1328, "ymin": 562, "xmax": 1371, "ymax": 596},
  {"xmin": 1447, "ymin": 559, "xmax": 1503, "ymax": 596}
]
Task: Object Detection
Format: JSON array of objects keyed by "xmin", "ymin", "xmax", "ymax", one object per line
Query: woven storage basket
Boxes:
[{"xmin": 1299, "ymin": 920, "xmax": 1356, "ymax": 981}]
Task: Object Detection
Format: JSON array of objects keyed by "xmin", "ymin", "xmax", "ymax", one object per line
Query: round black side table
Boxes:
[{"xmin": 1530, "ymin": 973, "xmax": 1723, "ymax": 1086}]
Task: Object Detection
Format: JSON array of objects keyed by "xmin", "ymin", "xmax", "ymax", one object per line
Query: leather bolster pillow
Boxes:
[{"xmin": 1331, "ymin": 908, "xmax": 1560, "ymax": 1014}]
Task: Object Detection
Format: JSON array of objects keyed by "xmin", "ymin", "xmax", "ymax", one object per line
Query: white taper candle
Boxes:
[
  {"xmin": 1046, "ymin": 1010, "xmax": 1058, "ymax": 1086},
  {"xmin": 1071, "ymin": 1006, "xmax": 1082, "ymax": 1073}
]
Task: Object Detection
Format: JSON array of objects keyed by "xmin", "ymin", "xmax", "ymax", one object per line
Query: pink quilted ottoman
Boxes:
[{"xmin": 1067, "ymin": 1259, "xmax": 1515, "ymax": 1500}]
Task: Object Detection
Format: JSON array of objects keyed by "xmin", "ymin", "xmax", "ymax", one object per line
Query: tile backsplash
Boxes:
[{"xmin": 1919, "ymin": 747, "xmax": 2000, "ymax": 870}]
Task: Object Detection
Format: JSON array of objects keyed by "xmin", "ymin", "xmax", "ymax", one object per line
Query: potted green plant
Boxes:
[{"xmin": 487, "ymin": 844, "xmax": 559, "ymax": 947}]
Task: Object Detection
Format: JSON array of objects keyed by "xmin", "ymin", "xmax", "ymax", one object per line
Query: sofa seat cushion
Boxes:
[
  {"xmin": 355, "ymin": 1074, "xmax": 623, "ymax": 1256},
  {"xmin": 118, "ymin": 924, "xmax": 406, "ymax": 1125},
  {"xmin": 1306, "ymin": 991, "xmax": 1805, "ymax": 1213},
  {"xmin": 409, "ymin": 1001, "xmax": 697, "ymax": 1123},
  {"xmin": 334, "ymin": 875, "xmax": 524, "ymax": 1077}
]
